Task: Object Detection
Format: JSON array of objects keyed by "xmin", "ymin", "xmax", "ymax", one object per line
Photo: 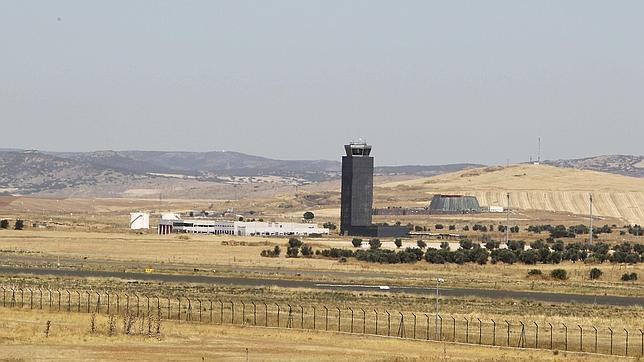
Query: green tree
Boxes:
[
  {"xmin": 322, "ymin": 222, "xmax": 337, "ymax": 230},
  {"xmin": 369, "ymin": 239, "xmax": 381, "ymax": 250},
  {"xmin": 435, "ymin": 224, "xmax": 444, "ymax": 230},
  {"xmin": 14, "ymin": 220, "xmax": 24, "ymax": 230},
  {"xmin": 589, "ymin": 268, "xmax": 603, "ymax": 280},
  {"xmin": 351, "ymin": 238, "xmax": 363, "ymax": 248},
  {"xmin": 300, "ymin": 244, "xmax": 313, "ymax": 257},
  {"xmin": 459, "ymin": 239, "xmax": 473, "ymax": 250},
  {"xmin": 288, "ymin": 238, "xmax": 303, "ymax": 248},
  {"xmin": 394, "ymin": 238, "xmax": 402, "ymax": 248},
  {"xmin": 0, "ymin": 219, "xmax": 8, "ymax": 229},
  {"xmin": 416, "ymin": 240, "xmax": 427, "ymax": 249},
  {"xmin": 550, "ymin": 269, "xmax": 568, "ymax": 280},
  {"xmin": 303, "ymin": 211, "xmax": 315, "ymax": 220}
]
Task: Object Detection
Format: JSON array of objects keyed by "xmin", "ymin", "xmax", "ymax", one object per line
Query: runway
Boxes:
[{"xmin": 0, "ymin": 266, "xmax": 641, "ymax": 307}]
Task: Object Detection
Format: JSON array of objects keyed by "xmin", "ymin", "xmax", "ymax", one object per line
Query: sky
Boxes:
[{"xmin": 1, "ymin": 1, "xmax": 643, "ymax": 166}]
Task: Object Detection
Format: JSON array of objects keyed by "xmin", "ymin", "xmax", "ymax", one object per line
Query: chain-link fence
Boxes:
[{"xmin": 1, "ymin": 285, "xmax": 641, "ymax": 357}]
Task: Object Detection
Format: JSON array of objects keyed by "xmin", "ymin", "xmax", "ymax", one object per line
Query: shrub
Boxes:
[
  {"xmin": 14, "ymin": 219, "xmax": 24, "ymax": 230},
  {"xmin": 589, "ymin": 268, "xmax": 602, "ymax": 280},
  {"xmin": 300, "ymin": 244, "xmax": 313, "ymax": 257},
  {"xmin": 260, "ymin": 245, "xmax": 281, "ymax": 257},
  {"xmin": 369, "ymin": 239, "xmax": 382, "ymax": 250},
  {"xmin": 448, "ymin": 225, "xmax": 456, "ymax": 230},
  {"xmin": 416, "ymin": 240, "xmax": 427, "ymax": 249},
  {"xmin": 510, "ymin": 226, "xmax": 520, "ymax": 233},
  {"xmin": 462, "ymin": 225, "xmax": 470, "ymax": 231},
  {"xmin": 528, "ymin": 269, "xmax": 543, "ymax": 276},
  {"xmin": 459, "ymin": 239, "xmax": 473, "ymax": 250},
  {"xmin": 394, "ymin": 238, "xmax": 402, "ymax": 248},
  {"xmin": 351, "ymin": 238, "xmax": 363, "ymax": 248},
  {"xmin": 288, "ymin": 238, "xmax": 303, "ymax": 248},
  {"xmin": 621, "ymin": 272, "xmax": 638, "ymax": 281},
  {"xmin": 490, "ymin": 249, "xmax": 518, "ymax": 264},
  {"xmin": 0, "ymin": 219, "xmax": 8, "ymax": 229},
  {"xmin": 439, "ymin": 242, "xmax": 450, "ymax": 250},
  {"xmin": 322, "ymin": 222, "xmax": 337, "ymax": 230},
  {"xmin": 550, "ymin": 269, "xmax": 568, "ymax": 280},
  {"xmin": 303, "ymin": 211, "xmax": 315, "ymax": 220},
  {"xmin": 484, "ymin": 240, "xmax": 500, "ymax": 250},
  {"xmin": 435, "ymin": 224, "xmax": 444, "ymax": 230}
]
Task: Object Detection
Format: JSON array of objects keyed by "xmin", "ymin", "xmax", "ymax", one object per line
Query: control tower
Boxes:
[
  {"xmin": 340, "ymin": 142, "xmax": 374, "ymax": 234},
  {"xmin": 340, "ymin": 141, "xmax": 408, "ymax": 237}
]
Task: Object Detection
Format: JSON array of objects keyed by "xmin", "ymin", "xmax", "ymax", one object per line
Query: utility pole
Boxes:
[
  {"xmin": 506, "ymin": 192, "xmax": 510, "ymax": 244},
  {"xmin": 589, "ymin": 193, "xmax": 593, "ymax": 245},
  {"xmin": 435, "ymin": 278, "xmax": 444, "ymax": 339}
]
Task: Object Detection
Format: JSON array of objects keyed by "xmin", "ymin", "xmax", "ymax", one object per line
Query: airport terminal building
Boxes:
[{"xmin": 158, "ymin": 216, "xmax": 329, "ymax": 236}]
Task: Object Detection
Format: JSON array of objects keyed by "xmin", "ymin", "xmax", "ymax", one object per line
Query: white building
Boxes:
[
  {"xmin": 488, "ymin": 206, "xmax": 504, "ymax": 213},
  {"xmin": 157, "ymin": 217, "xmax": 329, "ymax": 236},
  {"xmin": 129, "ymin": 212, "xmax": 150, "ymax": 230}
]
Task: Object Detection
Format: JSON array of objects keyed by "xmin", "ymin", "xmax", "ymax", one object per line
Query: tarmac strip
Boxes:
[{"xmin": 0, "ymin": 266, "xmax": 641, "ymax": 307}]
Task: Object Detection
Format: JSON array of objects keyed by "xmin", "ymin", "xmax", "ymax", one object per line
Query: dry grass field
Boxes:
[
  {"xmin": 0, "ymin": 308, "xmax": 633, "ymax": 361},
  {"xmin": 378, "ymin": 165, "xmax": 644, "ymax": 225}
]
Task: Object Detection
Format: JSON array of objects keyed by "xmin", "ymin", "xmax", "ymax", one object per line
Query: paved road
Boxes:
[{"xmin": 0, "ymin": 266, "xmax": 641, "ymax": 307}]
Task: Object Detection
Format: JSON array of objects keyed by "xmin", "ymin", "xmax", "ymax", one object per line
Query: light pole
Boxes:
[
  {"xmin": 589, "ymin": 193, "xmax": 593, "ymax": 245},
  {"xmin": 435, "ymin": 277, "xmax": 445, "ymax": 339},
  {"xmin": 506, "ymin": 192, "xmax": 510, "ymax": 244}
]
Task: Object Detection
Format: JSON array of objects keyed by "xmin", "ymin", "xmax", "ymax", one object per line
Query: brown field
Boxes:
[
  {"xmin": 0, "ymin": 307, "xmax": 633, "ymax": 361},
  {"xmin": 378, "ymin": 165, "xmax": 644, "ymax": 225}
]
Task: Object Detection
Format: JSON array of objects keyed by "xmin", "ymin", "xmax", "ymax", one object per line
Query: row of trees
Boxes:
[
  {"xmin": 0, "ymin": 219, "xmax": 23, "ymax": 230},
  {"xmin": 317, "ymin": 238, "xmax": 643, "ymax": 266}
]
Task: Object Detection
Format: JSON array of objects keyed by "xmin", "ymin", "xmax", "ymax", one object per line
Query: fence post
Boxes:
[
  {"xmin": 252, "ymin": 301, "xmax": 256, "ymax": 326},
  {"xmin": 361, "ymin": 308, "xmax": 366, "ymax": 334},
  {"xmin": 425, "ymin": 314, "xmax": 430, "ymax": 340},
  {"xmin": 1, "ymin": 286, "xmax": 4, "ymax": 307},
  {"xmin": 197, "ymin": 299, "xmax": 202, "ymax": 322},
  {"xmin": 286, "ymin": 304, "xmax": 292, "ymax": 328},
  {"xmin": 96, "ymin": 291, "xmax": 101, "ymax": 314},
  {"xmin": 562, "ymin": 323, "xmax": 568, "ymax": 351},
  {"xmin": 106, "ymin": 292, "xmax": 110, "ymax": 315},
  {"xmin": 115, "ymin": 292, "xmax": 120, "ymax": 314},
  {"xmin": 639, "ymin": 329, "xmax": 643, "ymax": 357},
  {"xmin": 263, "ymin": 302, "xmax": 267, "ymax": 327},
  {"xmin": 230, "ymin": 301, "xmax": 235, "ymax": 324},
  {"xmin": 397, "ymin": 312, "xmax": 405, "ymax": 338},
  {"xmin": 519, "ymin": 321, "xmax": 526, "ymax": 348},
  {"xmin": 464, "ymin": 317, "xmax": 469, "ymax": 343},
  {"xmin": 186, "ymin": 297, "xmax": 191, "ymax": 321},
  {"xmin": 412, "ymin": 313, "xmax": 417, "ymax": 339},
  {"xmin": 156, "ymin": 296, "xmax": 160, "ymax": 316},
  {"xmin": 450, "ymin": 316, "xmax": 455, "ymax": 342},
  {"xmin": 85, "ymin": 291, "xmax": 90, "ymax": 313},
  {"xmin": 438, "ymin": 315, "xmax": 443, "ymax": 341},
  {"xmin": 313, "ymin": 306, "xmax": 316, "ymax": 330},
  {"xmin": 275, "ymin": 303, "xmax": 280, "ymax": 328},
  {"xmin": 505, "ymin": 320, "xmax": 510, "ymax": 346},
  {"xmin": 477, "ymin": 318, "xmax": 482, "ymax": 344},
  {"xmin": 177, "ymin": 297, "xmax": 181, "ymax": 320},
  {"xmin": 608, "ymin": 327, "xmax": 613, "ymax": 355},
  {"xmin": 336, "ymin": 307, "xmax": 341, "ymax": 332},
  {"xmin": 241, "ymin": 301, "xmax": 245, "ymax": 325},
  {"xmin": 167, "ymin": 297, "xmax": 171, "ymax": 320},
  {"xmin": 218, "ymin": 299, "xmax": 223, "ymax": 324},
  {"xmin": 593, "ymin": 326, "xmax": 598, "ymax": 353},
  {"xmin": 209, "ymin": 299, "xmax": 213, "ymax": 323},
  {"xmin": 578, "ymin": 325, "xmax": 583, "ymax": 352},
  {"xmin": 20, "ymin": 288, "xmax": 24, "ymax": 308},
  {"xmin": 125, "ymin": 293, "xmax": 130, "ymax": 315},
  {"xmin": 39, "ymin": 288, "xmax": 43, "ymax": 310},
  {"xmin": 300, "ymin": 305, "xmax": 304, "ymax": 329},
  {"xmin": 491, "ymin": 319, "xmax": 496, "ymax": 346},
  {"xmin": 349, "ymin": 308, "xmax": 354, "ymax": 333},
  {"xmin": 65, "ymin": 290, "xmax": 71, "ymax": 312},
  {"xmin": 146, "ymin": 295, "xmax": 151, "ymax": 316},
  {"xmin": 324, "ymin": 306, "xmax": 328, "ymax": 331},
  {"xmin": 374, "ymin": 309, "xmax": 378, "ymax": 335},
  {"xmin": 533, "ymin": 321, "xmax": 539, "ymax": 348},
  {"xmin": 625, "ymin": 329, "xmax": 629, "ymax": 356},
  {"xmin": 386, "ymin": 310, "xmax": 391, "ymax": 336},
  {"xmin": 135, "ymin": 294, "xmax": 140, "ymax": 317},
  {"xmin": 548, "ymin": 322, "xmax": 553, "ymax": 349},
  {"xmin": 29, "ymin": 289, "xmax": 33, "ymax": 310}
]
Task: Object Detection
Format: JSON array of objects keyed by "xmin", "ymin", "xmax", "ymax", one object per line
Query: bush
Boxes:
[
  {"xmin": 303, "ymin": 211, "xmax": 315, "ymax": 220},
  {"xmin": 528, "ymin": 269, "xmax": 543, "ymax": 276},
  {"xmin": 439, "ymin": 242, "xmax": 450, "ymax": 250},
  {"xmin": 484, "ymin": 240, "xmax": 500, "ymax": 250},
  {"xmin": 14, "ymin": 219, "xmax": 24, "ymax": 230},
  {"xmin": 550, "ymin": 269, "xmax": 568, "ymax": 280},
  {"xmin": 621, "ymin": 272, "xmax": 638, "ymax": 281},
  {"xmin": 322, "ymin": 222, "xmax": 337, "ymax": 230},
  {"xmin": 490, "ymin": 249, "xmax": 518, "ymax": 264},
  {"xmin": 459, "ymin": 239, "xmax": 474, "ymax": 250},
  {"xmin": 394, "ymin": 238, "xmax": 402, "ymax": 248},
  {"xmin": 369, "ymin": 239, "xmax": 382, "ymax": 250},
  {"xmin": 260, "ymin": 245, "xmax": 281, "ymax": 257},
  {"xmin": 462, "ymin": 225, "xmax": 470, "ymax": 231},
  {"xmin": 435, "ymin": 224, "xmax": 444, "ymax": 230},
  {"xmin": 286, "ymin": 247, "xmax": 299, "ymax": 258},
  {"xmin": 0, "ymin": 219, "xmax": 8, "ymax": 229},
  {"xmin": 300, "ymin": 244, "xmax": 313, "ymax": 257},
  {"xmin": 288, "ymin": 238, "xmax": 303, "ymax": 248},
  {"xmin": 351, "ymin": 238, "xmax": 363, "ymax": 248},
  {"xmin": 416, "ymin": 240, "xmax": 427, "ymax": 249},
  {"xmin": 448, "ymin": 225, "xmax": 456, "ymax": 230},
  {"xmin": 589, "ymin": 268, "xmax": 602, "ymax": 280}
]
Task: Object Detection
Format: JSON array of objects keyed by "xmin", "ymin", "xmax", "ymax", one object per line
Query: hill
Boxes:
[
  {"xmin": 379, "ymin": 164, "xmax": 644, "ymax": 225},
  {"xmin": 544, "ymin": 155, "xmax": 644, "ymax": 178}
]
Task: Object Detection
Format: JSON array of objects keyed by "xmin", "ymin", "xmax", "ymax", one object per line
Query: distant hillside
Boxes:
[
  {"xmin": 0, "ymin": 151, "xmax": 145, "ymax": 194},
  {"xmin": 1, "ymin": 149, "xmax": 477, "ymax": 195},
  {"xmin": 544, "ymin": 155, "xmax": 644, "ymax": 177}
]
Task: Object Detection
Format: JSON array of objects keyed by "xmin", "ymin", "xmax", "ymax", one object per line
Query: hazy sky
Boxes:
[{"xmin": 1, "ymin": 1, "xmax": 643, "ymax": 165}]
